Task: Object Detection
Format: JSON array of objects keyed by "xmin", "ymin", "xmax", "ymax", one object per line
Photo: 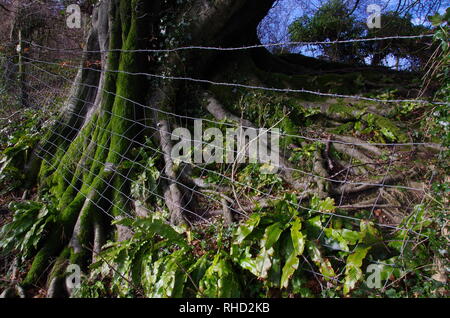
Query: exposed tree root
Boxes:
[
  {"xmin": 203, "ymin": 91, "xmax": 308, "ymax": 190},
  {"xmin": 332, "ymin": 135, "xmax": 383, "ymax": 156},
  {"xmin": 332, "ymin": 142, "xmax": 376, "ymax": 165},
  {"xmin": 332, "ymin": 170, "xmax": 415, "ymax": 195},
  {"xmin": 313, "ymin": 151, "xmax": 330, "ymax": 199},
  {"xmin": 158, "ymin": 120, "xmax": 187, "ymax": 226},
  {"xmin": 0, "ymin": 285, "xmax": 25, "ymax": 298},
  {"xmin": 221, "ymin": 198, "xmax": 234, "ymax": 225}
]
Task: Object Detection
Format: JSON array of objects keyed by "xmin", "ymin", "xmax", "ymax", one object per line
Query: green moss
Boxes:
[
  {"xmin": 51, "ymin": 134, "xmax": 84, "ymax": 196},
  {"xmin": 363, "ymin": 113, "xmax": 408, "ymax": 142},
  {"xmin": 111, "ymin": 176, "xmax": 128, "ymax": 220},
  {"xmin": 328, "ymin": 102, "xmax": 355, "ymax": 116},
  {"xmin": 69, "ymin": 201, "xmax": 95, "ymax": 268},
  {"xmin": 107, "ymin": 1, "xmax": 146, "ymax": 166},
  {"xmin": 22, "ymin": 230, "xmax": 63, "ymax": 287},
  {"xmin": 331, "ymin": 121, "xmax": 355, "ymax": 134},
  {"xmin": 22, "ymin": 0, "xmax": 146, "ymax": 288},
  {"xmin": 47, "ymin": 247, "xmax": 71, "ymax": 284},
  {"xmin": 37, "ymin": 159, "xmax": 53, "ymax": 188}
]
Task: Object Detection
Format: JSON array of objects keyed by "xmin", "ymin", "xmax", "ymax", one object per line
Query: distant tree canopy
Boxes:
[
  {"xmin": 288, "ymin": 0, "xmax": 433, "ymax": 69},
  {"xmin": 288, "ymin": 0, "xmax": 365, "ymax": 63}
]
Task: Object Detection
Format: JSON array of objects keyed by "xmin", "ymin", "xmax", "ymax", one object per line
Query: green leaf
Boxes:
[
  {"xmin": 186, "ymin": 254, "xmax": 212, "ymax": 297},
  {"xmin": 132, "ymin": 218, "xmax": 188, "ymax": 248},
  {"xmin": 368, "ymin": 257, "xmax": 404, "ymax": 284},
  {"xmin": 252, "ymin": 247, "xmax": 275, "ymax": 279},
  {"xmin": 199, "ymin": 253, "xmax": 241, "ymax": 298},
  {"xmin": 231, "ymin": 243, "xmax": 275, "ymax": 279},
  {"xmin": 428, "ymin": 13, "xmax": 443, "ymax": 26},
  {"xmin": 281, "ymin": 218, "xmax": 306, "ymax": 288},
  {"xmin": 143, "ymin": 249, "xmax": 190, "ymax": 298},
  {"xmin": 291, "ymin": 271, "xmax": 314, "ymax": 297},
  {"xmin": 311, "ymin": 196, "xmax": 336, "ymax": 212},
  {"xmin": 380, "ymin": 127, "xmax": 396, "ymax": 141},
  {"xmin": 359, "ymin": 220, "xmax": 382, "ymax": 245},
  {"xmin": 290, "ymin": 218, "xmax": 305, "ymax": 255},
  {"xmin": 0, "ymin": 201, "xmax": 54, "ymax": 260},
  {"xmin": 324, "ymin": 228, "xmax": 360, "ymax": 252},
  {"xmin": 305, "ymin": 215, "xmax": 322, "ymax": 237},
  {"xmin": 307, "ymin": 241, "xmax": 336, "ymax": 280},
  {"xmin": 281, "ymin": 251, "xmax": 300, "ymax": 288},
  {"xmin": 234, "ymin": 213, "xmax": 261, "ymax": 244},
  {"xmin": 261, "ymin": 222, "xmax": 285, "ymax": 250},
  {"xmin": 344, "ymin": 246, "xmax": 371, "ymax": 295}
]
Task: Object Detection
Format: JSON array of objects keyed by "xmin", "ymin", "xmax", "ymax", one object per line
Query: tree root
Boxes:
[
  {"xmin": 203, "ymin": 91, "xmax": 308, "ymax": 190},
  {"xmin": 313, "ymin": 150, "xmax": 330, "ymax": 199},
  {"xmin": 332, "ymin": 171, "xmax": 413, "ymax": 195},
  {"xmin": 221, "ymin": 198, "xmax": 234, "ymax": 224},
  {"xmin": 46, "ymin": 276, "xmax": 68, "ymax": 298},
  {"xmin": 158, "ymin": 120, "xmax": 187, "ymax": 225},
  {"xmin": 0, "ymin": 285, "xmax": 25, "ymax": 298},
  {"xmin": 332, "ymin": 135, "xmax": 382, "ymax": 157},
  {"xmin": 332, "ymin": 142, "xmax": 375, "ymax": 165}
]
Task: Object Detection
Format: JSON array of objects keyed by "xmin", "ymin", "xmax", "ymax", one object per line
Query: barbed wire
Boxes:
[
  {"xmin": 23, "ymin": 57, "xmax": 447, "ymax": 151},
  {"xmin": 22, "ymin": 55, "xmax": 449, "ymax": 106},
  {"xmin": 5, "ymin": 34, "xmax": 434, "ymax": 54}
]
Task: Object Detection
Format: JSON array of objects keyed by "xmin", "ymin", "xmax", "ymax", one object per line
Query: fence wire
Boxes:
[{"xmin": 0, "ymin": 31, "xmax": 447, "ymax": 294}]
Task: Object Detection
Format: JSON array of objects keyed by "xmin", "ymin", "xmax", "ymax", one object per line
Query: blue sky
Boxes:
[{"xmin": 258, "ymin": 0, "xmax": 450, "ymax": 68}]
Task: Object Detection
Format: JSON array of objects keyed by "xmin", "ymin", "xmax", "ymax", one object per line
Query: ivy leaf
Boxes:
[
  {"xmin": 359, "ymin": 220, "xmax": 382, "ymax": 245},
  {"xmin": 280, "ymin": 218, "xmax": 306, "ymax": 288},
  {"xmin": 234, "ymin": 213, "xmax": 261, "ymax": 244},
  {"xmin": 261, "ymin": 222, "xmax": 285, "ymax": 250},
  {"xmin": 307, "ymin": 241, "xmax": 336, "ymax": 280},
  {"xmin": 344, "ymin": 246, "xmax": 371, "ymax": 295},
  {"xmin": 199, "ymin": 253, "xmax": 241, "ymax": 298},
  {"xmin": 324, "ymin": 228, "xmax": 360, "ymax": 252},
  {"xmin": 368, "ymin": 257, "xmax": 404, "ymax": 284}
]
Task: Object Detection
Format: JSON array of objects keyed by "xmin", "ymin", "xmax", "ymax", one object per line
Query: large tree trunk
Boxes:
[
  {"xmin": 19, "ymin": 0, "xmax": 424, "ymax": 294},
  {"xmin": 23, "ymin": 0, "xmax": 277, "ymax": 290}
]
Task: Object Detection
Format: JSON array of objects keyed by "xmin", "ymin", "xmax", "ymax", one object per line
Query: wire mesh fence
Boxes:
[{"xmin": 0, "ymin": 25, "xmax": 448, "ymax": 297}]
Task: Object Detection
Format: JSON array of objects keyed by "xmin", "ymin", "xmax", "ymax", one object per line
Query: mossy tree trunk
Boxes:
[{"xmin": 23, "ymin": 0, "xmax": 277, "ymax": 291}]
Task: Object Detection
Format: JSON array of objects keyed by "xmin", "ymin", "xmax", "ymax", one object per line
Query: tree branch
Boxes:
[{"xmin": 0, "ymin": 3, "xmax": 14, "ymax": 13}]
